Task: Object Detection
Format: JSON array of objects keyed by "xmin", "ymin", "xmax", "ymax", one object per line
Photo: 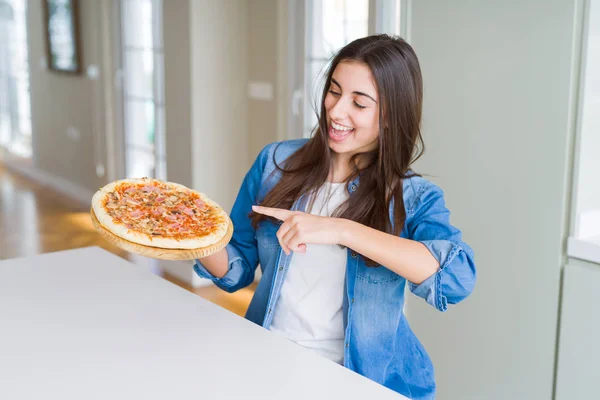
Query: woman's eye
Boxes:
[
  {"xmin": 354, "ymin": 101, "xmax": 366, "ymax": 109},
  {"xmin": 328, "ymin": 90, "xmax": 341, "ymax": 96}
]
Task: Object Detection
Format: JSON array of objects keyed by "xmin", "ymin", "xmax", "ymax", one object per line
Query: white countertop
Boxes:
[
  {"xmin": 567, "ymin": 209, "xmax": 600, "ymax": 265},
  {"xmin": 567, "ymin": 235, "xmax": 600, "ymax": 265},
  {"xmin": 0, "ymin": 247, "xmax": 406, "ymax": 400}
]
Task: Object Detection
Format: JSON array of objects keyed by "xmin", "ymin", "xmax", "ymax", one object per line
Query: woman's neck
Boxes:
[{"xmin": 329, "ymin": 153, "xmax": 353, "ymax": 183}]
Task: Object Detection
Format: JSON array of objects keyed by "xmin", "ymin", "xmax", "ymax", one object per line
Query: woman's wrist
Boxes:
[{"xmin": 337, "ymin": 218, "xmax": 357, "ymax": 247}]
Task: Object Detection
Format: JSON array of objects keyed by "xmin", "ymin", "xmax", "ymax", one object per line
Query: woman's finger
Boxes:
[
  {"xmin": 276, "ymin": 221, "xmax": 293, "ymax": 255},
  {"xmin": 252, "ymin": 205, "xmax": 295, "ymax": 221},
  {"xmin": 282, "ymin": 226, "xmax": 305, "ymax": 252},
  {"xmin": 287, "ymin": 231, "xmax": 307, "ymax": 253}
]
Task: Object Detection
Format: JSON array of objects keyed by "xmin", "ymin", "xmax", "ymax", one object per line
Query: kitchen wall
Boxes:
[
  {"xmin": 163, "ymin": 0, "xmax": 193, "ymax": 188},
  {"xmin": 405, "ymin": 1, "xmax": 583, "ymax": 399},
  {"xmin": 189, "ymin": 0, "xmax": 249, "ymax": 212},
  {"xmin": 247, "ymin": 0, "xmax": 280, "ymax": 162},
  {"xmin": 172, "ymin": 0, "xmax": 279, "ymax": 211}
]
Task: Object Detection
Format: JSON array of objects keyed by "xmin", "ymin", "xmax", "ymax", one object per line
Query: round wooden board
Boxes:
[{"xmin": 90, "ymin": 208, "xmax": 233, "ymax": 260}]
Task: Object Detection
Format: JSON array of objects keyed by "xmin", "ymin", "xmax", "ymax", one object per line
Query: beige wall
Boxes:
[
  {"xmin": 187, "ymin": 0, "xmax": 280, "ymax": 211},
  {"xmin": 164, "ymin": 0, "xmax": 279, "ymax": 210},
  {"xmin": 190, "ymin": 0, "xmax": 250, "ymax": 212},
  {"xmin": 248, "ymin": 0, "xmax": 279, "ymax": 159},
  {"xmin": 27, "ymin": 0, "xmax": 110, "ymax": 193},
  {"xmin": 163, "ymin": 0, "xmax": 193, "ymax": 188},
  {"xmin": 405, "ymin": 1, "xmax": 582, "ymax": 399},
  {"xmin": 166, "ymin": 0, "xmax": 280, "ymax": 210}
]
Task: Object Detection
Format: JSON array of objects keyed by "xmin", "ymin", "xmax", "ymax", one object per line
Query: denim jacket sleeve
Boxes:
[
  {"xmin": 193, "ymin": 144, "xmax": 271, "ymax": 293},
  {"xmin": 406, "ymin": 181, "xmax": 476, "ymax": 312}
]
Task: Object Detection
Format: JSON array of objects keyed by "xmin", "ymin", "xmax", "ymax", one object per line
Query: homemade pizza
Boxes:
[{"xmin": 90, "ymin": 178, "xmax": 232, "ymax": 258}]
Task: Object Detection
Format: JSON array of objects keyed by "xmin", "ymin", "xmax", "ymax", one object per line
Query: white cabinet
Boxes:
[{"xmin": 555, "ymin": 259, "xmax": 600, "ymax": 400}]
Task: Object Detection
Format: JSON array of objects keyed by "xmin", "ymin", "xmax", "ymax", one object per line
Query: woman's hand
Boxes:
[
  {"xmin": 253, "ymin": 205, "xmax": 441, "ymax": 285},
  {"xmin": 252, "ymin": 205, "xmax": 347, "ymax": 255}
]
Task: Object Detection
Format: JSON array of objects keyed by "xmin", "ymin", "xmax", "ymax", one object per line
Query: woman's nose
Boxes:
[{"xmin": 329, "ymin": 97, "xmax": 350, "ymax": 120}]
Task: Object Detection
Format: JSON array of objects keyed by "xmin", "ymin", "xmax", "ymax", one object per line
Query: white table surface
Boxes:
[
  {"xmin": 567, "ymin": 236, "xmax": 600, "ymax": 265},
  {"xmin": 0, "ymin": 247, "xmax": 405, "ymax": 400}
]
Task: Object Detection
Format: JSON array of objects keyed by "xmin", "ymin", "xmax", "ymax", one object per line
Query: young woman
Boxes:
[{"xmin": 194, "ymin": 34, "xmax": 476, "ymax": 400}]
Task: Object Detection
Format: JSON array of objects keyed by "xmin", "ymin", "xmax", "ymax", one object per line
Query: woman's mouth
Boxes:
[{"xmin": 328, "ymin": 121, "xmax": 355, "ymax": 142}]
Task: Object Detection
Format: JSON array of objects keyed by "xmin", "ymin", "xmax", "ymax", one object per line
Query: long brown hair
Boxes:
[{"xmin": 251, "ymin": 34, "xmax": 424, "ymax": 266}]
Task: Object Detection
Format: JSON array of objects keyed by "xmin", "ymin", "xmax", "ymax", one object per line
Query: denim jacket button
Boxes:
[
  {"xmin": 278, "ymin": 266, "xmax": 283, "ymax": 271},
  {"xmin": 350, "ymin": 184, "xmax": 357, "ymax": 191},
  {"xmin": 351, "ymin": 252, "xmax": 357, "ymax": 258}
]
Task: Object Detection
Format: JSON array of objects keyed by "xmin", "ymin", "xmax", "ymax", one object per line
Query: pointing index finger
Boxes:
[{"xmin": 252, "ymin": 205, "xmax": 294, "ymax": 221}]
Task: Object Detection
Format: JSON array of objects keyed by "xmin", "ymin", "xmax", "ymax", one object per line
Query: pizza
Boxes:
[{"xmin": 91, "ymin": 178, "xmax": 230, "ymax": 250}]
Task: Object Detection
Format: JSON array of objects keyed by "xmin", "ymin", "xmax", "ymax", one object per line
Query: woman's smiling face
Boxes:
[{"xmin": 324, "ymin": 61, "xmax": 380, "ymax": 157}]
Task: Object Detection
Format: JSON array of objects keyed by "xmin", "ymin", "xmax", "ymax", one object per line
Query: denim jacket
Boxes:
[{"xmin": 194, "ymin": 139, "xmax": 476, "ymax": 400}]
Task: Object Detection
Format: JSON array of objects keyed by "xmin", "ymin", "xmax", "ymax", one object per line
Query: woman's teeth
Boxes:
[
  {"xmin": 329, "ymin": 124, "xmax": 354, "ymax": 142},
  {"xmin": 331, "ymin": 121, "xmax": 354, "ymax": 131}
]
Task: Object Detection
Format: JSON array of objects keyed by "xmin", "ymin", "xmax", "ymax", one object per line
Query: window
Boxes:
[
  {"xmin": 119, "ymin": 0, "xmax": 166, "ymax": 179},
  {"xmin": 0, "ymin": 0, "xmax": 32, "ymax": 158}
]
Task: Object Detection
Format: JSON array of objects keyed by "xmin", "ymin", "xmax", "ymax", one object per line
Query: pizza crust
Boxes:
[{"xmin": 91, "ymin": 178, "xmax": 230, "ymax": 250}]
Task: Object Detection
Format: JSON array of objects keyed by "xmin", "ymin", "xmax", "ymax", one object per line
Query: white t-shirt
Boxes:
[{"xmin": 269, "ymin": 182, "xmax": 349, "ymax": 364}]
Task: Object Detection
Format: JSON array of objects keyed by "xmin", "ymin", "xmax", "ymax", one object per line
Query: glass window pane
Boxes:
[
  {"xmin": 121, "ymin": 0, "xmax": 166, "ymax": 180},
  {"xmin": 0, "ymin": 0, "xmax": 31, "ymax": 157},
  {"xmin": 0, "ymin": 113, "xmax": 11, "ymax": 147},
  {"xmin": 126, "ymin": 147, "xmax": 155, "ymax": 178},
  {"xmin": 124, "ymin": 99, "xmax": 155, "ymax": 151},
  {"xmin": 17, "ymin": 85, "xmax": 30, "ymax": 120},
  {"xmin": 124, "ymin": 49, "xmax": 154, "ymax": 99},
  {"xmin": 122, "ymin": 0, "xmax": 153, "ymax": 49},
  {"xmin": 304, "ymin": 60, "xmax": 328, "ymax": 135},
  {"xmin": 154, "ymin": 52, "xmax": 164, "ymax": 104},
  {"xmin": 151, "ymin": 0, "xmax": 163, "ymax": 49},
  {"xmin": 155, "ymin": 157, "xmax": 167, "ymax": 181},
  {"xmin": 19, "ymin": 117, "xmax": 31, "ymax": 136},
  {"xmin": 319, "ymin": 0, "xmax": 368, "ymax": 55},
  {"xmin": 0, "ymin": 79, "xmax": 8, "ymax": 111},
  {"xmin": 154, "ymin": 106, "xmax": 166, "ymax": 159},
  {"xmin": 9, "ymin": 132, "xmax": 31, "ymax": 158}
]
